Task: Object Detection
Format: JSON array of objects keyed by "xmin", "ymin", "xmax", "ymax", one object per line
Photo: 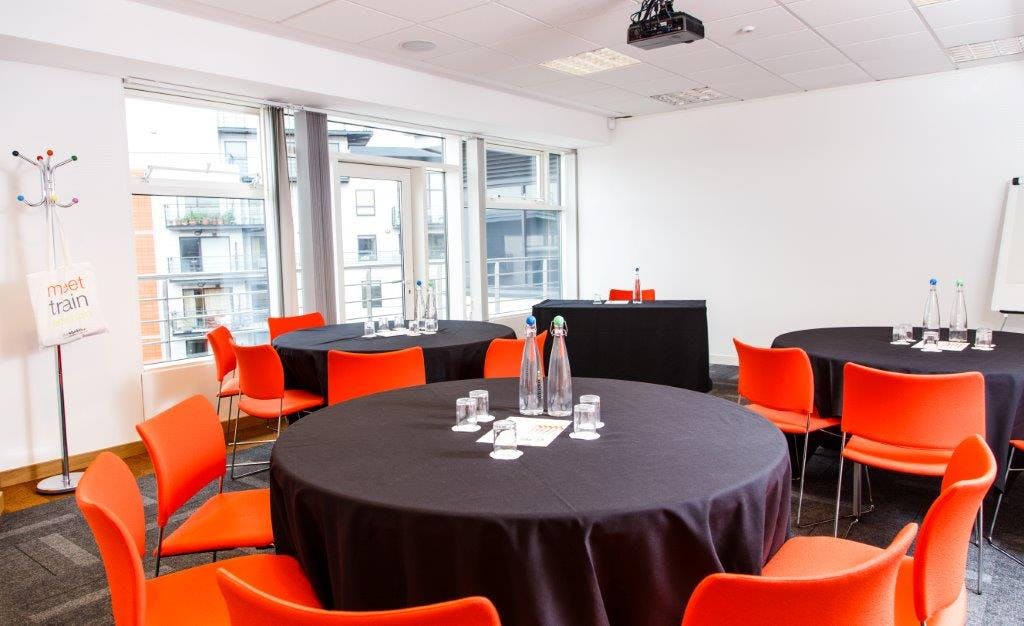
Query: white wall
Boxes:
[
  {"xmin": 0, "ymin": 60, "xmax": 144, "ymax": 471},
  {"xmin": 578, "ymin": 62, "xmax": 1024, "ymax": 364}
]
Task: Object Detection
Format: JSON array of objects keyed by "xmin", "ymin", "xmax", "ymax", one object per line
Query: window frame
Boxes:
[
  {"xmin": 479, "ymin": 141, "xmax": 576, "ymax": 318},
  {"xmin": 354, "ymin": 189, "xmax": 376, "ymax": 216},
  {"xmin": 126, "ymin": 90, "xmax": 284, "ymax": 368}
]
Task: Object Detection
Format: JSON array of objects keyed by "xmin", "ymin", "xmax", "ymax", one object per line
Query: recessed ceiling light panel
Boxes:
[
  {"xmin": 540, "ymin": 48, "xmax": 640, "ymax": 76},
  {"xmin": 948, "ymin": 36, "xmax": 1024, "ymax": 63},
  {"xmin": 400, "ymin": 40, "xmax": 437, "ymax": 52},
  {"xmin": 651, "ymin": 87, "xmax": 726, "ymax": 106}
]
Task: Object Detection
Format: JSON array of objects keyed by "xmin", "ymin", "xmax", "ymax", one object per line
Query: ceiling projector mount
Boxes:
[{"xmin": 627, "ymin": 0, "xmax": 704, "ymax": 50}]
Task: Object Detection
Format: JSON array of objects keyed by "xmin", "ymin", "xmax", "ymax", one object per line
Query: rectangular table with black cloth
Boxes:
[{"xmin": 532, "ymin": 299, "xmax": 712, "ymax": 392}]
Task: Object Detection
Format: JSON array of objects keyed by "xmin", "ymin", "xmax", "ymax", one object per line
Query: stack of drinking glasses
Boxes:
[
  {"xmin": 570, "ymin": 395, "xmax": 602, "ymax": 440},
  {"xmin": 973, "ymin": 327, "xmax": 995, "ymax": 351}
]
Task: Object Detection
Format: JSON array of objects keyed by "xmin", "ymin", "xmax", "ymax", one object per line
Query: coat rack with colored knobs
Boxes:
[{"xmin": 13, "ymin": 148, "xmax": 82, "ymax": 494}]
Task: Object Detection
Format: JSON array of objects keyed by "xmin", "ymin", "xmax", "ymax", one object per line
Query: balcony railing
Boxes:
[
  {"xmin": 487, "ymin": 255, "xmax": 560, "ymax": 314},
  {"xmin": 164, "ymin": 199, "xmax": 265, "ymax": 227},
  {"xmin": 139, "ymin": 288, "xmax": 269, "ymax": 364},
  {"xmin": 130, "ymin": 151, "xmax": 261, "ymax": 185},
  {"xmin": 165, "ymin": 255, "xmax": 268, "ymax": 274}
]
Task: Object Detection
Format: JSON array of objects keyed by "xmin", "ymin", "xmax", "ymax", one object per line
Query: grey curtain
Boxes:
[
  {"xmin": 268, "ymin": 107, "xmax": 298, "ymax": 315},
  {"xmin": 294, "ymin": 110, "xmax": 337, "ymax": 322}
]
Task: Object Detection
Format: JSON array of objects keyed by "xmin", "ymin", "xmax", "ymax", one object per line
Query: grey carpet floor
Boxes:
[{"xmin": 0, "ymin": 366, "xmax": 1021, "ymax": 625}]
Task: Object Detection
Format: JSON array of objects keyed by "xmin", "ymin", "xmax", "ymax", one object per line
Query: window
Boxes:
[
  {"xmin": 486, "ymin": 147, "xmax": 539, "ymax": 200},
  {"xmin": 355, "ymin": 189, "xmax": 375, "ymax": 216},
  {"xmin": 425, "ymin": 169, "xmax": 449, "ymax": 319},
  {"xmin": 127, "ymin": 96, "xmax": 273, "ymax": 364},
  {"xmin": 327, "ymin": 119, "xmax": 443, "ymax": 163},
  {"xmin": 224, "ymin": 140, "xmax": 248, "ymax": 173},
  {"xmin": 361, "ymin": 280, "xmax": 383, "ymax": 309},
  {"xmin": 357, "ymin": 235, "xmax": 377, "ymax": 262},
  {"xmin": 485, "ymin": 145, "xmax": 565, "ymax": 315},
  {"xmin": 186, "ymin": 338, "xmax": 208, "ymax": 357}
]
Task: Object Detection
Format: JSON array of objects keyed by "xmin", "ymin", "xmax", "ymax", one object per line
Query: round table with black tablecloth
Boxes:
[
  {"xmin": 773, "ymin": 326, "xmax": 1024, "ymax": 489},
  {"xmin": 272, "ymin": 320, "xmax": 516, "ymax": 396},
  {"xmin": 269, "ymin": 377, "xmax": 791, "ymax": 626}
]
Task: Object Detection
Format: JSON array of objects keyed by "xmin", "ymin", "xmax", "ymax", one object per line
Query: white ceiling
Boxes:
[{"xmin": 133, "ymin": 0, "xmax": 1024, "ymax": 117}]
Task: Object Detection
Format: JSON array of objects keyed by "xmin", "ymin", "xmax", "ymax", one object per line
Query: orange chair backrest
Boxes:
[
  {"xmin": 235, "ymin": 344, "xmax": 286, "ymax": 400},
  {"xmin": 842, "ymin": 363, "xmax": 985, "ymax": 449},
  {"xmin": 207, "ymin": 325, "xmax": 236, "ymax": 383},
  {"xmin": 136, "ymin": 395, "xmax": 227, "ymax": 528},
  {"xmin": 682, "ymin": 523, "xmax": 918, "ymax": 626},
  {"xmin": 483, "ymin": 331, "xmax": 548, "ymax": 379},
  {"xmin": 217, "ymin": 569, "xmax": 500, "ymax": 626},
  {"xmin": 268, "ymin": 312, "xmax": 326, "ymax": 341},
  {"xmin": 608, "ymin": 288, "xmax": 655, "ymax": 301},
  {"xmin": 327, "ymin": 347, "xmax": 427, "ymax": 405},
  {"xmin": 734, "ymin": 338, "xmax": 814, "ymax": 414},
  {"xmin": 913, "ymin": 434, "xmax": 996, "ymax": 622},
  {"xmin": 76, "ymin": 452, "xmax": 148, "ymax": 626}
]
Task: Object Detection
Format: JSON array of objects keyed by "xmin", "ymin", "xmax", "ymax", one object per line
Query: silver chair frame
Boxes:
[{"xmin": 987, "ymin": 446, "xmax": 1024, "ymax": 567}]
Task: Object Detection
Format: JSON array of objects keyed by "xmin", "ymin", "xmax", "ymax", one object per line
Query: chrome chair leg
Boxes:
[
  {"xmin": 976, "ymin": 508, "xmax": 984, "ymax": 595},
  {"xmin": 833, "ymin": 435, "xmax": 846, "ymax": 537},
  {"xmin": 155, "ymin": 527, "xmax": 165, "ymax": 577},
  {"xmin": 987, "ymin": 448, "xmax": 1024, "ymax": 566},
  {"xmin": 795, "ymin": 430, "xmax": 810, "ymax": 526},
  {"xmin": 229, "ymin": 400, "xmax": 276, "ymax": 479}
]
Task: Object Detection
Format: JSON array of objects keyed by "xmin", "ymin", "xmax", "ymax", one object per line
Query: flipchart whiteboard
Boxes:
[{"xmin": 991, "ymin": 178, "xmax": 1024, "ymax": 314}]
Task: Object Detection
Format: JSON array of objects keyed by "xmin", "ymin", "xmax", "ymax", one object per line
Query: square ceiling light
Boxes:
[
  {"xmin": 541, "ymin": 48, "xmax": 640, "ymax": 76},
  {"xmin": 651, "ymin": 87, "xmax": 727, "ymax": 106},
  {"xmin": 948, "ymin": 36, "xmax": 1024, "ymax": 62}
]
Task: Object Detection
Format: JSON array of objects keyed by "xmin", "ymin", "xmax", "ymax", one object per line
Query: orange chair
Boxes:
[
  {"xmin": 326, "ymin": 347, "xmax": 426, "ymax": 405},
  {"xmin": 76, "ymin": 451, "xmax": 323, "ymax": 625},
  {"xmin": 833, "ymin": 363, "xmax": 986, "ymax": 585},
  {"xmin": 136, "ymin": 395, "xmax": 273, "ymax": 576},
  {"xmin": 608, "ymin": 288, "xmax": 655, "ymax": 301},
  {"xmin": 233, "ymin": 344, "xmax": 323, "ymax": 477},
  {"xmin": 207, "ymin": 326, "xmax": 239, "ymax": 419},
  {"xmin": 216, "ymin": 568, "xmax": 501, "ymax": 626},
  {"xmin": 268, "ymin": 311, "xmax": 325, "ymax": 342},
  {"xmin": 734, "ymin": 339, "xmax": 840, "ymax": 526},
  {"xmin": 483, "ymin": 331, "xmax": 548, "ymax": 379},
  {"xmin": 987, "ymin": 438, "xmax": 1024, "ymax": 566},
  {"xmin": 681, "ymin": 523, "xmax": 917, "ymax": 625},
  {"xmin": 893, "ymin": 434, "xmax": 996, "ymax": 623}
]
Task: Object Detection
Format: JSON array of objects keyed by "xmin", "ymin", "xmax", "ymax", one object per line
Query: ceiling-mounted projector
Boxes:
[{"xmin": 627, "ymin": 0, "xmax": 704, "ymax": 50}]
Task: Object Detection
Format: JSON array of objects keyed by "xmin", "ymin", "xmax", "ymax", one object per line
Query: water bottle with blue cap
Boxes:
[
  {"xmin": 923, "ymin": 278, "xmax": 941, "ymax": 346},
  {"xmin": 519, "ymin": 315, "xmax": 544, "ymax": 415},
  {"xmin": 414, "ymin": 280, "xmax": 424, "ymax": 325},
  {"xmin": 546, "ymin": 315, "xmax": 573, "ymax": 417}
]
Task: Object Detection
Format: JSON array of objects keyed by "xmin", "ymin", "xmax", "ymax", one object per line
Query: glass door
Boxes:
[{"xmin": 334, "ymin": 163, "xmax": 414, "ymax": 322}]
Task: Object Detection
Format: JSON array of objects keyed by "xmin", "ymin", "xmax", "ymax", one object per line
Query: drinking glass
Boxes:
[
  {"xmin": 974, "ymin": 327, "xmax": 994, "ymax": 351},
  {"xmin": 362, "ymin": 321, "xmax": 375, "ymax": 338},
  {"xmin": 902, "ymin": 323, "xmax": 914, "ymax": 343},
  {"xmin": 423, "ymin": 318, "xmax": 438, "ymax": 334},
  {"xmin": 592, "ymin": 292, "xmax": 603, "ymax": 304},
  {"xmin": 374, "ymin": 319, "xmax": 388, "ymax": 334},
  {"xmin": 406, "ymin": 320, "xmax": 420, "ymax": 336},
  {"xmin": 469, "ymin": 389, "xmax": 493, "ymax": 423},
  {"xmin": 569, "ymin": 403, "xmax": 599, "ymax": 440},
  {"xmin": 579, "ymin": 394, "xmax": 603, "ymax": 429},
  {"xmin": 490, "ymin": 419, "xmax": 522, "ymax": 460},
  {"xmin": 891, "ymin": 325, "xmax": 903, "ymax": 344},
  {"xmin": 452, "ymin": 397, "xmax": 480, "ymax": 432},
  {"xmin": 921, "ymin": 330, "xmax": 941, "ymax": 353}
]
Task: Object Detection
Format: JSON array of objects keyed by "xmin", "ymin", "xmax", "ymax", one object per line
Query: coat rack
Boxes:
[{"xmin": 13, "ymin": 148, "xmax": 82, "ymax": 494}]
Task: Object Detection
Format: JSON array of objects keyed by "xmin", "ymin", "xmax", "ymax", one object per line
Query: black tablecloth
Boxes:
[
  {"xmin": 532, "ymin": 300, "xmax": 712, "ymax": 392},
  {"xmin": 270, "ymin": 377, "xmax": 790, "ymax": 626},
  {"xmin": 773, "ymin": 327, "xmax": 1024, "ymax": 489},
  {"xmin": 272, "ymin": 321, "xmax": 515, "ymax": 396}
]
